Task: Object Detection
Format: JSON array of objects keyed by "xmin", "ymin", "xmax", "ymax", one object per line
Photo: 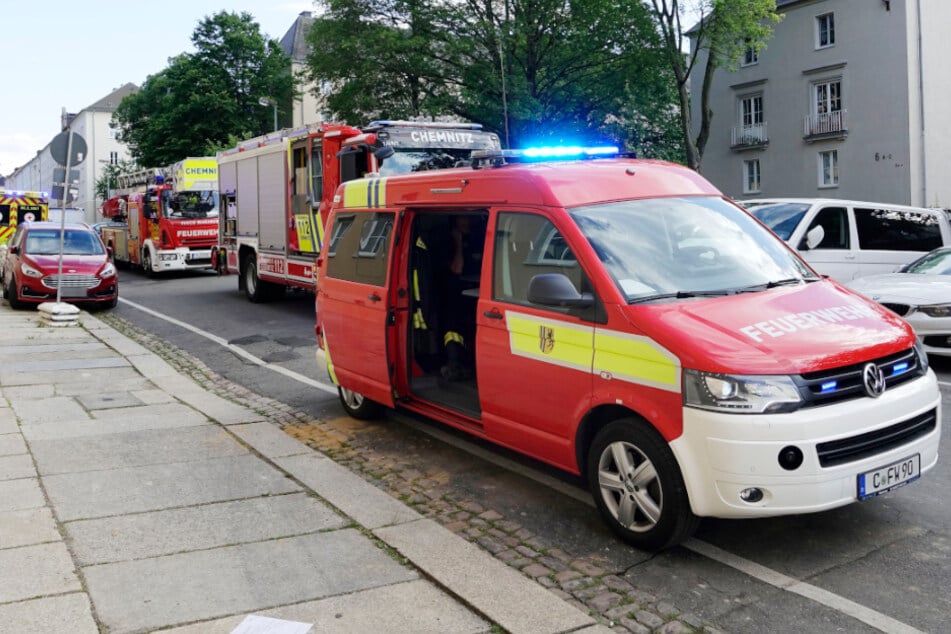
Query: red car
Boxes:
[{"xmin": 2, "ymin": 221, "xmax": 118, "ymax": 309}]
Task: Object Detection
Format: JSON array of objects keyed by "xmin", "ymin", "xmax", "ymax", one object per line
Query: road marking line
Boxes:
[
  {"xmin": 683, "ymin": 539, "xmax": 925, "ymax": 634},
  {"xmin": 119, "ymin": 296, "xmax": 938, "ymax": 633},
  {"xmin": 117, "ymin": 297, "xmax": 337, "ymax": 395}
]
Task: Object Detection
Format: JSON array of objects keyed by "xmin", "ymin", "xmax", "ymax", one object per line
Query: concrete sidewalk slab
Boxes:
[
  {"xmin": 0, "ymin": 357, "xmax": 129, "ymax": 373},
  {"xmin": 9, "ymin": 396, "xmax": 90, "ymax": 424},
  {"xmin": 43, "ymin": 454, "xmax": 301, "ymax": 521},
  {"xmin": 376, "ymin": 518, "xmax": 597, "ymax": 634},
  {"xmin": 19, "ymin": 409, "xmax": 209, "ymax": 441},
  {"xmin": 0, "ymin": 478, "xmax": 45, "ymax": 512},
  {"xmin": 0, "ymin": 432, "xmax": 27, "ymax": 456},
  {"xmin": 0, "ymin": 542, "xmax": 82, "ymax": 603},
  {"xmin": 64, "ymin": 493, "xmax": 348, "ymax": 566},
  {"xmin": 28, "ymin": 425, "xmax": 248, "ymax": 475},
  {"xmin": 161, "ymin": 579, "xmax": 491, "ymax": 634},
  {"xmin": 0, "ymin": 507, "xmax": 61, "ymax": 549},
  {"xmin": 0, "ymin": 593, "xmax": 98, "ymax": 634},
  {"xmin": 275, "ymin": 453, "xmax": 422, "ymax": 529},
  {"xmin": 0, "ymin": 365, "xmax": 144, "ymax": 387},
  {"xmin": 0, "ymin": 453, "xmax": 35, "ymax": 480},
  {"xmin": 151, "ymin": 374, "xmax": 266, "ymax": 425},
  {"xmin": 83, "ymin": 529, "xmax": 419, "ymax": 633},
  {"xmin": 0, "ymin": 407, "xmax": 18, "ymax": 432}
]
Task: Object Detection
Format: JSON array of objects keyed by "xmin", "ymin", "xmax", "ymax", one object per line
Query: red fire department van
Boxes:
[{"xmin": 314, "ymin": 147, "xmax": 942, "ymax": 550}]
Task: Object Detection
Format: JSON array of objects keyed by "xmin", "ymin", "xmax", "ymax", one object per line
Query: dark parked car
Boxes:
[{"xmin": 1, "ymin": 221, "xmax": 118, "ymax": 309}]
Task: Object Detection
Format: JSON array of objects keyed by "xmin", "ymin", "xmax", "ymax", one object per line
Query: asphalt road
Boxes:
[{"xmin": 109, "ymin": 267, "xmax": 951, "ymax": 634}]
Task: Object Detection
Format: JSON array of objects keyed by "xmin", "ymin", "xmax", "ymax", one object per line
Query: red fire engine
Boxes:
[
  {"xmin": 215, "ymin": 120, "xmax": 501, "ymax": 302},
  {"xmin": 100, "ymin": 159, "xmax": 219, "ymax": 275}
]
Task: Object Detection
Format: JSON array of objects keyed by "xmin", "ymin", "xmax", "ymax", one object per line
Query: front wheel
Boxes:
[
  {"xmin": 338, "ymin": 386, "xmax": 383, "ymax": 420},
  {"xmin": 5, "ymin": 278, "xmax": 23, "ymax": 309},
  {"xmin": 142, "ymin": 250, "xmax": 156, "ymax": 278},
  {"xmin": 587, "ymin": 418, "xmax": 698, "ymax": 551}
]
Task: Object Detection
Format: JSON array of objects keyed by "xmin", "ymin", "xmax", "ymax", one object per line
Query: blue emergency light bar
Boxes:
[
  {"xmin": 471, "ymin": 145, "xmax": 622, "ymax": 169},
  {"xmin": 522, "ymin": 145, "xmax": 619, "ymax": 158}
]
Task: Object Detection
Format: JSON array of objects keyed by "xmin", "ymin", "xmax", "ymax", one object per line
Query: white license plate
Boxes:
[{"xmin": 857, "ymin": 454, "xmax": 920, "ymax": 500}]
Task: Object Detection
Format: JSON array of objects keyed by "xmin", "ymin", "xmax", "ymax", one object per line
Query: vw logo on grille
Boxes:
[{"xmin": 862, "ymin": 362, "xmax": 886, "ymax": 398}]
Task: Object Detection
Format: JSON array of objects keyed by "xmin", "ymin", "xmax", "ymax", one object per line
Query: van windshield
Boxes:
[
  {"xmin": 570, "ymin": 197, "xmax": 817, "ymax": 303},
  {"xmin": 747, "ymin": 202, "xmax": 812, "ymax": 240}
]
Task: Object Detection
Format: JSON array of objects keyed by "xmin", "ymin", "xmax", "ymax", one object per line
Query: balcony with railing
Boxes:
[
  {"xmin": 730, "ymin": 123, "xmax": 769, "ymax": 151},
  {"xmin": 803, "ymin": 110, "xmax": 848, "ymax": 141}
]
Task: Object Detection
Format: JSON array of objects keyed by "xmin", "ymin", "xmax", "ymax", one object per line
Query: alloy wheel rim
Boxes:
[{"xmin": 597, "ymin": 440, "xmax": 663, "ymax": 533}]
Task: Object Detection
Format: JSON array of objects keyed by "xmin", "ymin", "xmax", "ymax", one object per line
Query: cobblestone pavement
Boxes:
[{"xmin": 98, "ymin": 313, "xmax": 726, "ymax": 634}]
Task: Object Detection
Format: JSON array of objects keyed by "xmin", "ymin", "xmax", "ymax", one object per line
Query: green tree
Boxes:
[
  {"xmin": 305, "ymin": 0, "xmax": 682, "ymax": 157},
  {"xmin": 647, "ymin": 0, "xmax": 781, "ymax": 171},
  {"xmin": 113, "ymin": 11, "xmax": 292, "ymax": 166},
  {"xmin": 95, "ymin": 159, "xmax": 138, "ymax": 205}
]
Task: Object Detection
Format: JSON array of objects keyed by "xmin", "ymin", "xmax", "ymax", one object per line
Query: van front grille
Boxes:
[{"xmin": 816, "ymin": 409, "xmax": 937, "ymax": 467}]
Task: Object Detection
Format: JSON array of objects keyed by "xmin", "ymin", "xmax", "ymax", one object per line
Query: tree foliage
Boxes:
[
  {"xmin": 112, "ymin": 11, "xmax": 293, "ymax": 167},
  {"xmin": 94, "ymin": 159, "xmax": 138, "ymax": 204},
  {"xmin": 305, "ymin": 0, "xmax": 684, "ymax": 159},
  {"xmin": 648, "ymin": 0, "xmax": 781, "ymax": 171}
]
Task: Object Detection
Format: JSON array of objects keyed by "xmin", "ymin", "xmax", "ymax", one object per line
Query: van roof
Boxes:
[
  {"xmin": 357, "ymin": 159, "xmax": 722, "ymax": 209},
  {"xmin": 738, "ymin": 198, "xmax": 941, "ymax": 214}
]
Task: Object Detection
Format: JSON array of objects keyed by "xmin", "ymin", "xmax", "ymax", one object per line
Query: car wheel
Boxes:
[
  {"xmin": 587, "ymin": 418, "xmax": 699, "ymax": 551},
  {"xmin": 5, "ymin": 278, "xmax": 23, "ymax": 310},
  {"xmin": 338, "ymin": 386, "xmax": 383, "ymax": 420}
]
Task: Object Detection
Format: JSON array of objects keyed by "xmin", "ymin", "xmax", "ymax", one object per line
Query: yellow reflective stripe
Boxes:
[
  {"xmin": 413, "ymin": 309, "xmax": 427, "ymax": 330},
  {"xmin": 323, "ymin": 335, "xmax": 339, "ymax": 385},
  {"xmin": 416, "ymin": 236, "xmax": 427, "ymax": 250},
  {"xmin": 342, "ymin": 177, "xmax": 387, "ymax": 209},
  {"xmin": 505, "ymin": 311, "xmax": 593, "ymax": 373},
  {"xmin": 505, "ymin": 310, "xmax": 681, "ymax": 393},
  {"xmin": 412, "ymin": 269, "xmax": 421, "ymax": 301},
  {"xmin": 593, "ymin": 330, "xmax": 680, "ymax": 392},
  {"xmin": 444, "ymin": 331, "xmax": 464, "ymax": 346}
]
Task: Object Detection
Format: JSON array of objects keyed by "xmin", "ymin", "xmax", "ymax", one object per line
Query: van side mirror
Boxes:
[
  {"xmin": 7, "ymin": 245, "xmax": 18, "ymax": 255},
  {"xmin": 527, "ymin": 273, "xmax": 593, "ymax": 308},
  {"xmin": 803, "ymin": 225, "xmax": 825, "ymax": 250}
]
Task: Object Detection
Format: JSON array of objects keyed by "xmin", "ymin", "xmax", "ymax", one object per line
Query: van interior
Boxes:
[{"xmin": 407, "ymin": 211, "xmax": 488, "ymax": 418}]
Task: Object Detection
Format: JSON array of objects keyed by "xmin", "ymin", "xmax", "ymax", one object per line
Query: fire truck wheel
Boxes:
[
  {"xmin": 142, "ymin": 251, "xmax": 156, "ymax": 278},
  {"xmin": 338, "ymin": 386, "xmax": 383, "ymax": 420},
  {"xmin": 587, "ymin": 418, "xmax": 698, "ymax": 551},
  {"xmin": 244, "ymin": 258, "xmax": 265, "ymax": 302}
]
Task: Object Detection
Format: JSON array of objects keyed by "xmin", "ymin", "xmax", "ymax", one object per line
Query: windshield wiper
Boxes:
[
  {"xmin": 736, "ymin": 277, "xmax": 818, "ymax": 293},
  {"xmin": 628, "ymin": 289, "xmax": 735, "ymax": 304}
]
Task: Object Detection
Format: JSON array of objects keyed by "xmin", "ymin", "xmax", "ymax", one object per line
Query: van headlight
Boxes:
[{"xmin": 684, "ymin": 369, "xmax": 802, "ymax": 414}]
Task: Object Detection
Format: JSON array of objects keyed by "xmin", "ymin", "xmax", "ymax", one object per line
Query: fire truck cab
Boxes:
[{"xmin": 315, "ymin": 148, "xmax": 941, "ymax": 550}]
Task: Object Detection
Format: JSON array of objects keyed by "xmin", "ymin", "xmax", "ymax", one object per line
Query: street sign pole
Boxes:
[{"xmin": 55, "ymin": 130, "xmax": 75, "ymax": 305}]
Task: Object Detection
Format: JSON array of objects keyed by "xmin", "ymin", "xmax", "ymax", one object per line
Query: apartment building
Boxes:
[
  {"xmin": 692, "ymin": 0, "xmax": 951, "ymax": 208},
  {"xmin": 279, "ymin": 11, "xmax": 327, "ymax": 127},
  {"xmin": 4, "ymin": 83, "xmax": 136, "ymax": 222}
]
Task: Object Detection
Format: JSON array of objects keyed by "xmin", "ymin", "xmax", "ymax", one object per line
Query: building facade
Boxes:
[
  {"xmin": 5, "ymin": 83, "xmax": 137, "ymax": 222},
  {"xmin": 692, "ymin": 0, "xmax": 951, "ymax": 208},
  {"xmin": 279, "ymin": 11, "xmax": 327, "ymax": 127}
]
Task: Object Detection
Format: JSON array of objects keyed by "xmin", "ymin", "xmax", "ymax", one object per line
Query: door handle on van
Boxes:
[
  {"xmin": 368, "ymin": 293, "xmax": 382, "ymax": 302},
  {"xmin": 483, "ymin": 310, "xmax": 503, "ymax": 320}
]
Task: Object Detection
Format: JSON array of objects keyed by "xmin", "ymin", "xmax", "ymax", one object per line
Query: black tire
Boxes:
[
  {"xmin": 587, "ymin": 418, "xmax": 699, "ymax": 551},
  {"xmin": 6, "ymin": 278, "xmax": 23, "ymax": 310},
  {"xmin": 338, "ymin": 386, "xmax": 383, "ymax": 420},
  {"xmin": 142, "ymin": 250, "xmax": 156, "ymax": 278},
  {"xmin": 243, "ymin": 257, "xmax": 285, "ymax": 302}
]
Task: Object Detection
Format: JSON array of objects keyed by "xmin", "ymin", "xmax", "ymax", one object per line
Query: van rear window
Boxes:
[{"xmin": 854, "ymin": 208, "xmax": 942, "ymax": 251}]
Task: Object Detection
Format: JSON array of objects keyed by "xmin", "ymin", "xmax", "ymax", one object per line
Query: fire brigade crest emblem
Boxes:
[{"xmin": 539, "ymin": 326, "xmax": 555, "ymax": 354}]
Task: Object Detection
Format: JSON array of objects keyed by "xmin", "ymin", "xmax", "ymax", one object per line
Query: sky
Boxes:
[{"xmin": 0, "ymin": 0, "xmax": 315, "ymax": 177}]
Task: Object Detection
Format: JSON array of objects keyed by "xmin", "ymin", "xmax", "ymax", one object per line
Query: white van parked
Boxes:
[{"xmin": 742, "ymin": 198, "xmax": 951, "ymax": 281}]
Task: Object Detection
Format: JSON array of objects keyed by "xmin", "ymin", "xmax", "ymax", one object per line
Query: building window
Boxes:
[
  {"xmin": 741, "ymin": 95, "xmax": 764, "ymax": 127},
  {"xmin": 741, "ymin": 44, "xmax": 758, "ymax": 67},
  {"xmin": 743, "ymin": 159, "xmax": 761, "ymax": 194},
  {"xmin": 818, "ymin": 150, "xmax": 839, "ymax": 187},
  {"xmin": 816, "ymin": 13, "xmax": 835, "ymax": 49},
  {"xmin": 815, "ymin": 79, "xmax": 842, "ymax": 115}
]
